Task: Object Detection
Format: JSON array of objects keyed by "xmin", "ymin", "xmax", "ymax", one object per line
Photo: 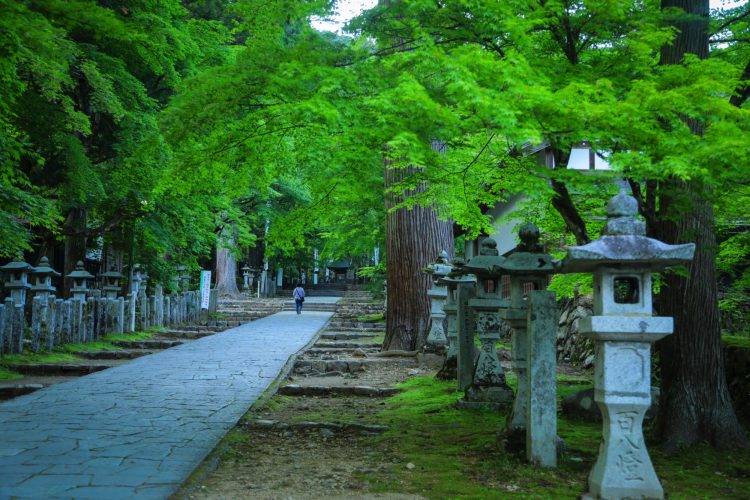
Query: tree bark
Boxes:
[
  {"xmin": 383, "ymin": 159, "xmax": 454, "ymax": 351},
  {"xmin": 215, "ymin": 230, "xmax": 241, "ymax": 297},
  {"xmin": 654, "ymin": 0, "xmax": 748, "ymax": 450}
]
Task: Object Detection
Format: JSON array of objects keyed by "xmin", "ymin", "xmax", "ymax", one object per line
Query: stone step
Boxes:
[
  {"xmin": 314, "ymin": 341, "xmax": 383, "ymax": 349},
  {"xmin": 305, "ymin": 347, "xmax": 380, "ymax": 355},
  {"xmin": 323, "ymin": 327, "xmax": 384, "ymax": 334},
  {"xmin": 320, "ymin": 332, "xmax": 380, "ymax": 340},
  {"xmin": 112, "ymin": 339, "xmax": 185, "ymax": 349},
  {"xmin": 162, "ymin": 330, "xmax": 214, "ymax": 340},
  {"xmin": 74, "ymin": 350, "xmax": 155, "ymax": 360},
  {"xmin": 293, "ymin": 357, "xmax": 417, "ymax": 375},
  {"xmin": 8, "ymin": 363, "xmax": 113, "ymax": 377},
  {"xmin": 278, "ymin": 384, "xmax": 401, "ymax": 397},
  {"xmin": 0, "ymin": 384, "xmax": 45, "ymax": 401}
]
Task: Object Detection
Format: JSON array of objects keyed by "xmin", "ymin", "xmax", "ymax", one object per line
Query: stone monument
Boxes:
[
  {"xmin": 29, "ymin": 256, "xmax": 60, "ymax": 301},
  {"xmin": 0, "ymin": 256, "xmax": 32, "ymax": 306},
  {"xmin": 562, "ymin": 191, "xmax": 695, "ymax": 499},
  {"xmin": 100, "ymin": 266, "xmax": 124, "ymax": 299},
  {"xmin": 66, "ymin": 261, "xmax": 94, "ymax": 302}
]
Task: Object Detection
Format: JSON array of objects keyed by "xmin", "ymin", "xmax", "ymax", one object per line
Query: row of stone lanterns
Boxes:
[
  {"xmin": 425, "ymin": 191, "xmax": 694, "ymax": 499},
  {"xmin": 0, "ymin": 257, "xmax": 193, "ymax": 304}
]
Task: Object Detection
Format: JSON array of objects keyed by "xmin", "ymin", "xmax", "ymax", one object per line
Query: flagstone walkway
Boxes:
[{"xmin": 0, "ymin": 311, "xmax": 333, "ymax": 499}]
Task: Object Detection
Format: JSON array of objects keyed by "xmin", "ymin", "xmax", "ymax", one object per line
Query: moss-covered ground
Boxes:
[
  {"xmin": 0, "ymin": 330, "xmax": 155, "ymax": 378},
  {"xmin": 347, "ymin": 376, "xmax": 750, "ymax": 499}
]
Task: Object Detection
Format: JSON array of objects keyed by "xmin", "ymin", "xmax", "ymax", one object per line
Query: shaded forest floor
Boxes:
[{"xmin": 176, "ymin": 369, "xmax": 750, "ymax": 499}]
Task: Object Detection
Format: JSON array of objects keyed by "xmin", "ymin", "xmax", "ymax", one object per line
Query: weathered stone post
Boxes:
[
  {"xmin": 51, "ymin": 298, "xmax": 63, "ymax": 349},
  {"xmin": 562, "ymin": 191, "xmax": 695, "ymax": 500},
  {"xmin": 12, "ymin": 302, "xmax": 24, "ymax": 353},
  {"xmin": 436, "ymin": 260, "xmax": 476, "ymax": 381},
  {"xmin": 0, "ymin": 257, "xmax": 33, "ymax": 308},
  {"xmin": 423, "ymin": 251, "xmax": 452, "ymax": 354},
  {"xmin": 30, "ymin": 296, "xmax": 44, "ymax": 352},
  {"xmin": 0, "ymin": 303, "xmax": 6, "ymax": 357},
  {"xmin": 497, "ymin": 223, "xmax": 557, "ymax": 459},
  {"xmin": 456, "ymin": 238, "xmax": 514, "ymax": 408},
  {"xmin": 116, "ymin": 297, "xmax": 125, "ymax": 334},
  {"xmin": 454, "ymin": 260, "xmax": 477, "ymax": 392},
  {"xmin": 525, "ymin": 290, "xmax": 558, "ymax": 467}
]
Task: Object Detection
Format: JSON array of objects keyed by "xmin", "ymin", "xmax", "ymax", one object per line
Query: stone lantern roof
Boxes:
[
  {"xmin": 461, "ymin": 238, "xmax": 506, "ymax": 276},
  {"xmin": 31, "ymin": 257, "xmax": 60, "ymax": 278},
  {"xmin": 499, "ymin": 223, "xmax": 557, "ymax": 275},
  {"xmin": 67, "ymin": 261, "xmax": 94, "ymax": 281},
  {"xmin": 0, "ymin": 258, "xmax": 32, "ymax": 275},
  {"xmin": 100, "ymin": 267, "xmax": 124, "ymax": 280},
  {"xmin": 439, "ymin": 258, "xmax": 476, "ymax": 285},
  {"xmin": 562, "ymin": 191, "xmax": 695, "ymax": 273}
]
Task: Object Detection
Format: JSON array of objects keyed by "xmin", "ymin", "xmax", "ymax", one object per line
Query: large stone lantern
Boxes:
[
  {"xmin": 30, "ymin": 256, "xmax": 60, "ymax": 300},
  {"xmin": 457, "ymin": 238, "xmax": 513, "ymax": 407},
  {"xmin": 67, "ymin": 261, "xmax": 94, "ymax": 301},
  {"xmin": 0, "ymin": 256, "xmax": 32, "ymax": 306},
  {"xmin": 562, "ymin": 191, "xmax": 695, "ymax": 499},
  {"xmin": 100, "ymin": 266, "xmax": 124, "ymax": 299},
  {"xmin": 498, "ymin": 223, "xmax": 557, "ymax": 462},
  {"xmin": 423, "ymin": 250, "xmax": 452, "ymax": 352}
]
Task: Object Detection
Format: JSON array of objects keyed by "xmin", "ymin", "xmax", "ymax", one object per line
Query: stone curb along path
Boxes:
[{"xmin": 0, "ymin": 310, "xmax": 334, "ymax": 499}]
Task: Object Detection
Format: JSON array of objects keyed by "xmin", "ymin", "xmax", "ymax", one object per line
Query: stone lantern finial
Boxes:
[
  {"xmin": 517, "ymin": 222, "xmax": 543, "ymax": 252},
  {"xmin": 479, "ymin": 237, "xmax": 499, "ymax": 256},
  {"xmin": 602, "ymin": 191, "xmax": 645, "ymax": 236}
]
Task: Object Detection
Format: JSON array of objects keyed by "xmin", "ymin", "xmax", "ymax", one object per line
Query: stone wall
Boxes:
[{"xmin": 556, "ymin": 296, "xmax": 594, "ymax": 368}]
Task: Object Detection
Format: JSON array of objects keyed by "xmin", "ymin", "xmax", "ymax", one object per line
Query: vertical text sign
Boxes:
[{"xmin": 200, "ymin": 270, "xmax": 211, "ymax": 310}]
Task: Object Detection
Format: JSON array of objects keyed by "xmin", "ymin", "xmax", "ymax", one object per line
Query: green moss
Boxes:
[
  {"xmin": 0, "ymin": 366, "xmax": 23, "ymax": 380},
  {"xmin": 356, "ymin": 313, "xmax": 385, "ymax": 322},
  {"xmin": 723, "ymin": 335, "xmax": 750, "ymax": 349},
  {"xmin": 358, "ymin": 376, "xmax": 750, "ymax": 499},
  {"xmin": 1, "ymin": 351, "xmax": 80, "ymax": 365}
]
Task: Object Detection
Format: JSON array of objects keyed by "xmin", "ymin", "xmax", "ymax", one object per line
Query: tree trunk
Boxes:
[
  {"xmin": 215, "ymin": 231, "xmax": 240, "ymax": 297},
  {"xmin": 63, "ymin": 207, "xmax": 87, "ymax": 298},
  {"xmin": 383, "ymin": 159, "xmax": 454, "ymax": 351},
  {"xmin": 654, "ymin": 0, "xmax": 748, "ymax": 450}
]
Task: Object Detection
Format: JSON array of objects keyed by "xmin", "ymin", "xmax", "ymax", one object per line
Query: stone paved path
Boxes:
[{"xmin": 0, "ymin": 310, "xmax": 333, "ymax": 499}]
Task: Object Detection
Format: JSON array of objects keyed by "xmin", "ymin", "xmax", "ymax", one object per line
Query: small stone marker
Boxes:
[{"xmin": 562, "ymin": 190, "xmax": 695, "ymax": 500}]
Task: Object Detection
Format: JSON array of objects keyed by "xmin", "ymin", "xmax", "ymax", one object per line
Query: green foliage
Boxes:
[{"xmin": 0, "ymin": 366, "xmax": 23, "ymax": 380}]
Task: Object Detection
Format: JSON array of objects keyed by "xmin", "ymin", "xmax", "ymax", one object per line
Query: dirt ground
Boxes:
[{"xmin": 178, "ymin": 365, "xmax": 425, "ymax": 500}]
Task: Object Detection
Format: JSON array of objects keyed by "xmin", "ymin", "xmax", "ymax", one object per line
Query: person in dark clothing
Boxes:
[{"xmin": 292, "ymin": 283, "xmax": 305, "ymax": 315}]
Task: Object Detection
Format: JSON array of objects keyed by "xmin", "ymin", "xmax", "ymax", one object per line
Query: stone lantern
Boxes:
[
  {"xmin": 498, "ymin": 223, "xmax": 557, "ymax": 465},
  {"xmin": 423, "ymin": 250, "xmax": 453, "ymax": 352},
  {"xmin": 437, "ymin": 258, "xmax": 476, "ymax": 381},
  {"xmin": 30, "ymin": 256, "xmax": 60, "ymax": 300},
  {"xmin": 176, "ymin": 266, "xmax": 190, "ymax": 293},
  {"xmin": 562, "ymin": 191, "xmax": 695, "ymax": 499},
  {"xmin": 0, "ymin": 255, "xmax": 32, "ymax": 306},
  {"xmin": 67, "ymin": 261, "xmax": 94, "ymax": 301},
  {"xmin": 100, "ymin": 266, "xmax": 124, "ymax": 299},
  {"xmin": 241, "ymin": 264, "xmax": 252, "ymax": 292},
  {"xmin": 457, "ymin": 238, "xmax": 513, "ymax": 407}
]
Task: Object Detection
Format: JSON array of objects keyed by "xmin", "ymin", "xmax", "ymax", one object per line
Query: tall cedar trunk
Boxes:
[
  {"xmin": 654, "ymin": 0, "xmax": 748, "ymax": 449},
  {"xmin": 383, "ymin": 160, "xmax": 454, "ymax": 351},
  {"xmin": 215, "ymin": 232, "xmax": 240, "ymax": 297},
  {"xmin": 63, "ymin": 207, "xmax": 87, "ymax": 298}
]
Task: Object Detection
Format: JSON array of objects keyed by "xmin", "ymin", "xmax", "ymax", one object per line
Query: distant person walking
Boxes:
[{"xmin": 293, "ymin": 283, "xmax": 305, "ymax": 315}]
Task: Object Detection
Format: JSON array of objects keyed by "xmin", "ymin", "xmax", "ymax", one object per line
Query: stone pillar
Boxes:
[
  {"xmin": 13, "ymin": 303, "xmax": 24, "ymax": 353},
  {"xmin": 116, "ymin": 297, "xmax": 125, "ymax": 334},
  {"xmin": 424, "ymin": 255, "xmax": 451, "ymax": 353},
  {"xmin": 31, "ymin": 296, "xmax": 43, "ymax": 352},
  {"xmin": 437, "ymin": 283, "xmax": 458, "ymax": 379},
  {"xmin": 60, "ymin": 301, "xmax": 71, "ymax": 345},
  {"xmin": 51, "ymin": 298, "xmax": 63, "ymax": 350},
  {"xmin": 526, "ymin": 290, "xmax": 558, "ymax": 467},
  {"xmin": 127, "ymin": 293, "xmax": 136, "ymax": 333},
  {"xmin": 455, "ymin": 280, "xmax": 477, "ymax": 392},
  {"xmin": 276, "ymin": 268, "xmax": 283, "ymax": 288},
  {"xmin": 3, "ymin": 298, "xmax": 14, "ymax": 354},
  {"xmin": 0, "ymin": 303, "xmax": 6, "ymax": 357}
]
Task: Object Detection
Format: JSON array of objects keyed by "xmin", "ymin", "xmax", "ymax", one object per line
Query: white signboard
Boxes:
[{"xmin": 200, "ymin": 270, "xmax": 212, "ymax": 310}]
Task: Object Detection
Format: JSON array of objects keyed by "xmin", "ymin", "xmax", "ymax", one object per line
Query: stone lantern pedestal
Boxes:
[
  {"xmin": 562, "ymin": 191, "xmax": 695, "ymax": 499},
  {"xmin": 456, "ymin": 238, "xmax": 513, "ymax": 409}
]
